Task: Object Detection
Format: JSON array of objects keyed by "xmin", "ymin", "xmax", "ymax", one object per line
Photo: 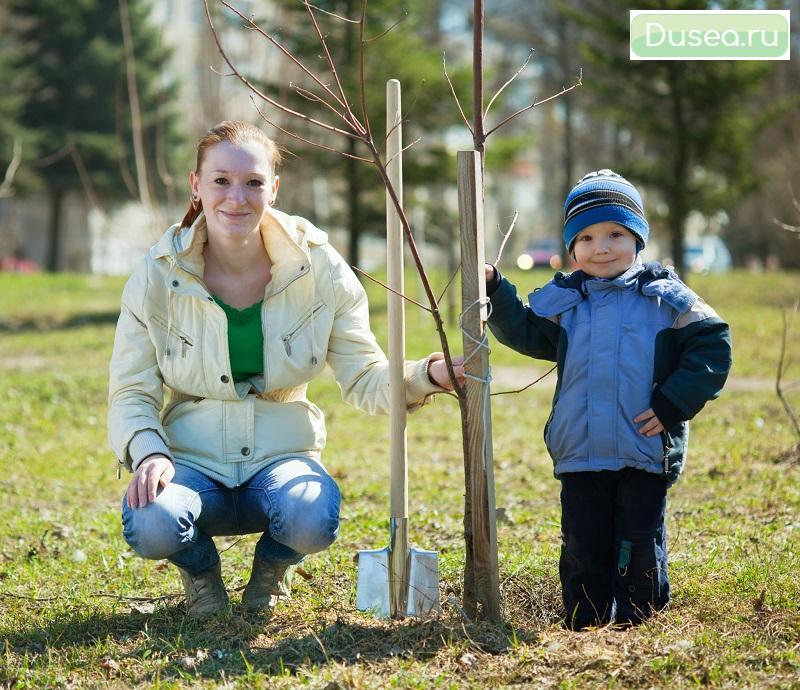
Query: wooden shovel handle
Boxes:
[{"xmin": 386, "ymin": 78, "xmax": 408, "ymax": 521}]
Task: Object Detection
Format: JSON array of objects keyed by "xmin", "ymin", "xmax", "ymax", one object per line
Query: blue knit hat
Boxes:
[{"xmin": 563, "ymin": 169, "xmax": 649, "ymax": 253}]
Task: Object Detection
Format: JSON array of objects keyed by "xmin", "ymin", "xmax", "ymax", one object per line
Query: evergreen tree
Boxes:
[
  {"xmin": 9, "ymin": 0, "xmax": 183, "ymax": 270},
  {"xmin": 566, "ymin": 0, "xmax": 774, "ymax": 273}
]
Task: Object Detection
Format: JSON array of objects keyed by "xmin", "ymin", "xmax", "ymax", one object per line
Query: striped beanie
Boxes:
[{"xmin": 563, "ymin": 169, "xmax": 649, "ymax": 253}]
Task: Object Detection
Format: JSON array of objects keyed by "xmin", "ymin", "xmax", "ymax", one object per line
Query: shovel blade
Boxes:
[
  {"xmin": 355, "ymin": 547, "xmax": 390, "ymax": 617},
  {"xmin": 406, "ymin": 548, "xmax": 439, "ymax": 617},
  {"xmin": 355, "ymin": 546, "xmax": 440, "ymax": 618}
]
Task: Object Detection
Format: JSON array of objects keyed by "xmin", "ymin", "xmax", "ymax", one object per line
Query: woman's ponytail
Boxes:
[{"xmin": 180, "ymin": 200, "xmax": 202, "ymax": 229}]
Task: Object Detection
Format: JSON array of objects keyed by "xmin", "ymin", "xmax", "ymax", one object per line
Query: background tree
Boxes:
[
  {"xmin": 0, "ymin": 2, "xmax": 34, "ymax": 199},
  {"xmin": 8, "ymin": 0, "xmax": 184, "ymax": 271},
  {"xmin": 567, "ymin": 0, "xmax": 775, "ymax": 274},
  {"xmin": 237, "ymin": 0, "xmax": 464, "ymax": 267}
]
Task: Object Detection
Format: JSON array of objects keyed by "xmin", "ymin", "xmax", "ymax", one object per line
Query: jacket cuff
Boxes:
[
  {"xmin": 651, "ymin": 391, "xmax": 687, "ymax": 430},
  {"xmin": 128, "ymin": 429, "xmax": 173, "ymax": 472},
  {"xmin": 406, "ymin": 354, "xmax": 446, "ymax": 408},
  {"xmin": 486, "ymin": 265, "xmax": 501, "ymax": 296}
]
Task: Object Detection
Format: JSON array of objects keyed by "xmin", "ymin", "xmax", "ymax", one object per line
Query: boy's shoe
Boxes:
[
  {"xmin": 241, "ymin": 556, "xmax": 295, "ymax": 613},
  {"xmin": 177, "ymin": 561, "xmax": 229, "ymax": 619}
]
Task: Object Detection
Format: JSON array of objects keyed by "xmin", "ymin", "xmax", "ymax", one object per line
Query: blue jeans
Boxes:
[
  {"xmin": 559, "ymin": 468, "xmax": 669, "ymax": 630},
  {"xmin": 121, "ymin": 457, "xmax": 341, "ymax": 576}
]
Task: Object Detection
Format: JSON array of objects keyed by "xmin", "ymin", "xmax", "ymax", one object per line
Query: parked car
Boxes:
[
  {"xmin": 684, "ymin": 236, "xmax": 732, "ymax": 273},
  {"xmin": 516, "ymin": 239, "xmax": 565, "ymax": 270}
]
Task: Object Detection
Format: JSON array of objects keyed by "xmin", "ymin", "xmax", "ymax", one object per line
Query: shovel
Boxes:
[{"xmin": 355, "ymin": 79, "xmax": 439, "ymax": 619}]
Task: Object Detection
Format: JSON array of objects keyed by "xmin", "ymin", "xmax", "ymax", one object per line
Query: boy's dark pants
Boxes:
[{"xmin": 559, "ymin": 468, "xmax": 669, "ymax": 630}]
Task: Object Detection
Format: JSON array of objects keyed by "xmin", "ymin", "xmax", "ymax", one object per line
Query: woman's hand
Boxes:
[
  {"xmin": 634, "ymin": 408, "xmax": 665, "ymax": 437},
  {"xmin": 126, "ymin": 455, "xmax": 175, "ymax": 509},
  {"xmin": 485, "ymin": 263, "xmax": 496, "ymax": 283},
  {"xmin": 428, "ymin": 355, "xmax": 465, "ymax": 391}
]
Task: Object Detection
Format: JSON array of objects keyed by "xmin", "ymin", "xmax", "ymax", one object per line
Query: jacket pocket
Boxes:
[
  {"xmin": 281, "ymin": 302, "xmax": 327, "ymax": 358},
  {"xmin": 150, "ymin": 313, "xmax": 194, "ymax": 358}
]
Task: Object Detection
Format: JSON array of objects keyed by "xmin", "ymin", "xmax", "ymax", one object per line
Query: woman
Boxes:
[{"xmin": 108, "ymin": 121, "xmax": 459, "ymax": 618}]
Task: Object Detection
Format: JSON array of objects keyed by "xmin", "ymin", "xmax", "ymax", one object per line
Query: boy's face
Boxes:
[{"xmin": 571, "ymin": 222, "xmax": 638, "ymax": 278}]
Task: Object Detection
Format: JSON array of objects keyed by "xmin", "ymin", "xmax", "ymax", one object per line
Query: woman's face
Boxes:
[{"xmin": 189, "ymin": 140, "xmax": 279, "ymax": 243}]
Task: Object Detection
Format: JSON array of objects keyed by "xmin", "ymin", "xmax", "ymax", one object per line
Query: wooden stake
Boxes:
[{"xmin": 457, "ymin": 150, "xmax": 501, "ymax": 622}]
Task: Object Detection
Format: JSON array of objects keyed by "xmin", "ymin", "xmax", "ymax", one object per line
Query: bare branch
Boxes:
[
  {"xmin": 204, "ymin": 0, "xmax": 364, "ymax": 141},
  {"xmin": 776, "ymin": 300, "xmax": 800, "ymax": 442},
  {"xmin": 119, "ymin": 0, "xmax": 154, "ymax": 214},
  {"xmin": 494, "ymin": 209, "xmax": 519, "ymax": 266},
  {"xmin": 491, "ymin": 365, "xmax": 556, "ymax": 397},
  {"xmin": 484, "ymin": 49, "xmax": 533, "ymax": 121},
  {"xmin": 292, "ymin": 83, "xmax": 351, "ymax": 125},
  {"xmin": 302, "ymin": 0, "xmax": 366, "ymax": 135},
  {"xmin": 302, "ymin": 2, "xmax": 360, "ymax": 23},
  {"xmin": 114, "ymin": 88, "xmax": 138, "ymax": 198},
  {"xmin": 251, "ymin": 98, "xmax": 373, "ymax": 163},
  {"xmin": 209, "ymin": 65, "xmax": 237, "ymax": 77},
  {"xmin": 358, "ymin": 0, "xmax": 373, "ymax": 142},
  {"xmin": 788, "ymin": 181, "xmax": 800, "ymax": 216},
  {"xmin": 384, "ymin": 136, "xmax": 422, "ymax": 169},
  {"xmin": 216, "ymin": 0, "xmax": 350, "ymax": 113},
  {"xmin": 34, "ymin": 144, "xmax": 71, "ymax": 168},
  {"xmin": 0, "ymin": 139, "xmax": 22, "ymax": 199},
  {"xmin": 67, "ymin": 140, "xmax": 106, "ymax": 215},
  {"xmin": 485, "ymin": 69, "xmax": 583, "ymax": 138},
  {"xmin": 437, "ymin": 262, "xmax": 462, "ymax": 304},
  {"xmin": 773, "ymin": 217, "xmax": 800, "ymax": 234},
  {"xmin": 385, "ymin": 85, "xmax": 426, "ymax": 143},
  {"xmin": 365, "ymin": 11, "xmax": 407, "ymax": 43},
  {"xmin": 443, "ymin": 52, "xmax": 473, "ymax": 135},
  {"xmin": 351, "ymin": 265, "xmax": 433, "ymax": 313}
]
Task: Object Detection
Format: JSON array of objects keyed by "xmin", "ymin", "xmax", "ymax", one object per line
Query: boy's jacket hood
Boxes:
[{"xmin": 530, "ymin": 259, "xmax": 699, "ymax": 318}]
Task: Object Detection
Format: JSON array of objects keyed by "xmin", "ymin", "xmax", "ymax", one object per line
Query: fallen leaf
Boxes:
[
  {"xmin": 100, "ymin": 658, "xmax": 121, "ymax": 674},
  {"xmin": 665, "ymin": 639, "xmax": 693, "ymax": 654},
  {"xmin": 458, "ymin": 652, "xmax": 478, "ymax": 668},
  {"xmin": 130, "ymin": 602, "xmax": 155, "ymax": 614}
]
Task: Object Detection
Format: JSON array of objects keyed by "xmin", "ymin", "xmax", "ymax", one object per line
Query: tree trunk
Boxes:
[
  {"xmin": 458, "ymin": 150, "xmax": 501, "ymax": 623},
  {"xmin": 47, "ymin": 188, "xmax": 64, "ymax": 272},
  {"xmin": 668, "ymin": 64, "xmax": 688, "ymax": 276}
]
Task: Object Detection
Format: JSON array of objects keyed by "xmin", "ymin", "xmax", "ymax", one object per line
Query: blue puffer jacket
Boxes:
[{"xmin": 487, "ymin": 260, "xmax": 732, "ymax": 485}]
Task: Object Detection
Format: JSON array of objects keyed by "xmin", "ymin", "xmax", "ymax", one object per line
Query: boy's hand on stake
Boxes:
[{"xmin": 634, "ymin": 408, "xmax": 665, "ymax": 436}]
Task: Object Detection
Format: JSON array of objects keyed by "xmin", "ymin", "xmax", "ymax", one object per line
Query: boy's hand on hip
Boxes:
[{"xmin": 634, "ymin": 408, "xmax": 665, "ymax": 436}]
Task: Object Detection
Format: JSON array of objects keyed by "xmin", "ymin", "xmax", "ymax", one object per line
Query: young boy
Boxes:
[{"xmin": 485, "ymin": 170, "xmax": 732, "ymax": 630}]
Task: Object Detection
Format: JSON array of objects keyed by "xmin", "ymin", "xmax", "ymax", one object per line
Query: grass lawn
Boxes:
[{"xmin": 0, "ymin": 268, "xmax": 798, "ymax": 688}]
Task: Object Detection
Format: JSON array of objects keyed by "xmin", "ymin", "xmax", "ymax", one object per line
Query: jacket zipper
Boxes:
[
  {"xmin": 151, "ymin": 314, "xmax": 194, "ymax": 358},
  {"xmin": 660, "ymin": 431, "xmax": 671, "ymax": 475},
  {"xmin": 282, "ymin": 302, "xmax": 325, "ymax": 356}
]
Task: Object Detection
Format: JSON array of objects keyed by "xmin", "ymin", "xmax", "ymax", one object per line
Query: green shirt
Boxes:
[{"xmin": 213, "ymin": 296, "xmax": 264, "ymax": 382}]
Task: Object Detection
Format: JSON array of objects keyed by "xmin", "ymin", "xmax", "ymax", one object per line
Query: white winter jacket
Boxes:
[{"xmin": 108, "ymin": 209, "xmax": 442, "ymax": 487}]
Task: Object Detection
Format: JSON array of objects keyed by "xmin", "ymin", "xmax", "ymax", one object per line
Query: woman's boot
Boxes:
[
  {"xmin": 177, "ymin": 561, "xmax": 229, "ymax": 619},
  {"xmin": 242, "ymin": 556, "xmax": 294, "ymax": 613}
]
